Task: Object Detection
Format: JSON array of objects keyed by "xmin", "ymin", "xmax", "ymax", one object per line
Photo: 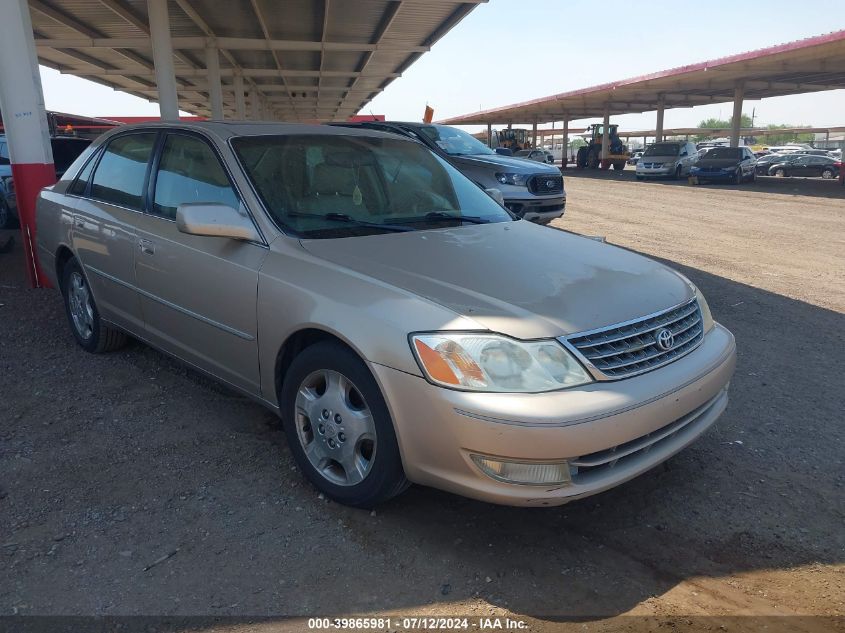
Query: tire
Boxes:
[
  {"xmin": 749, "ymin": 170, "xmax": 756, "ymax": 183},
  {"xmin": 821, "ymin": 168, "xmax": 834, "ymax": 180},
  {"xmin": 774, "ymin": 168, "xmax": 786, "ymax": 177},
  {"xmin": 61, "ymin": 258, "xmax": 127, "ymax": 353},
  {"xmin": 0, "ymin": 199, "xmax": 13, "ymax": 230},
  {"xmin": 675, "ymin": 165, "xmax": 682, "ymax": 180},
  {"xmin": 734, "ymin": 169, "xmax": 742, "ymax": 185},
  {"xmin": 612, "ymin": 161, "xmax": 625, "ymax": 170},
  {"xmin": 280, "ymin": 340, "xmax": 409, "ymax": 508},
  {"xmin": 576, "ymin": 146, "xmax": 588, "ymax": 169},
  {"xmin": 587, "ymin": 150, "xmax": 600, "ymax": 169}
]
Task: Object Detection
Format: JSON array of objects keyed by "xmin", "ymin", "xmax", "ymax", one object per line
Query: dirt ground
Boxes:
[{"xmin": 1, "ymin": 172, "xmax": 843, "ymax": 632}]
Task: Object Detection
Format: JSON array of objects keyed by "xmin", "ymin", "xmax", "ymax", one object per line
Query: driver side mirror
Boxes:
[
  {"xmin": 176, "ymin": 203, "xmax": 261, "ymax": 242},
  {"xmin": 485, "ymin": 188, "xmax": 505, "ymax": 206},
  {"xmin": 494, "ymin": 147, "xmax": 513, "ymax": 156}
]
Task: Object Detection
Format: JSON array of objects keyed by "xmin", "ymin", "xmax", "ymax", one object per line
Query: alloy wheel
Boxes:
[
  {"xmin": 67, "ymin": 271, "xmax": 94, "ymax": 340},
  {"xmin": 294, "ymin": 369, "xmax": 377, "ymax": 486}
]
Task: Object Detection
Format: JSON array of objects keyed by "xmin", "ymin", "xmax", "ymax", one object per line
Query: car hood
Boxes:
[
  {"xmin": 695, "ymin": 159, "xmax": 742, "ymax": 168},
  {"xmin": 300, "ymin": 221, "xmax": 693, "ymax": 339},
  {"xmin": 451, "ymin": 153, "xmax": 560, "ymax": 173}
]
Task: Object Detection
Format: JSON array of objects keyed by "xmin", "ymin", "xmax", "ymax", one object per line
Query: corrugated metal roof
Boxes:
[
  {"xmin": 438, "ymin": 30, "xmax": 845, "ymax": 126},
  {"xmin": 30, "ymin": 0, "xmax": 484, "ymax": 121}
]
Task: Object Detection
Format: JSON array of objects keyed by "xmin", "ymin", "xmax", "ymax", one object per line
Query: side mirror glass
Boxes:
[
  {"xmin": 176, "ymin": 202, "xmax": 261, "ymax": 242},
  {"xmin": 494, "ymin": 147, "xmax": 513, "ymax": 156}
]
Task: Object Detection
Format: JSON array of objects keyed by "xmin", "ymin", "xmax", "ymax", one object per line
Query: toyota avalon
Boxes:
[{"xmin": 36, "ymin": 122, "xmax": 736, "ymax": 508}]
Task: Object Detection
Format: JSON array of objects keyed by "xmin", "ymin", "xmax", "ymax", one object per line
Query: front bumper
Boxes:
[
  {"xmin": 372, "ymin": 323, "xmax": 736, "ymax": 507},
  {"xmin": 636, "ymin": 165, "xmax": 675, "ymax": 177},
  {"xmin": 502, "ymin": 189, "xmax": 566, "ymax": 224},
  {"xmin": 691, "ymin": 170, "xmax": 735, "ymax": 181}
]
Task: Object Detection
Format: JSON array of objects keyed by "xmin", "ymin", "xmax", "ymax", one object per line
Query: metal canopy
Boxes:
[
  {"xmin": 438, "ymin": 30, "xmax": 845, "ymax": 125},
  {"xmin": 30, "ymin": 0, "xmax": 485, "ymax": 121}
]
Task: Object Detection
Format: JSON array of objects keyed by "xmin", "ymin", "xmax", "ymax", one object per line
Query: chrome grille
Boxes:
[
  {"xmin": 528, "ymin": 174, "xmax": 563, "ymax": 195},
  {"xmin": 567, "ymin": 299, "xmax": 703, "ymax": 379}
]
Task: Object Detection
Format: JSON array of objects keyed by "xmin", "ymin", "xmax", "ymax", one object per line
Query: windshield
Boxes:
[
  {"xmin": 416, "ymin": 124, "xmax": 494, "ymax": 156},
  {"xmin": 704, "ymin": 147, "xmax": 742, "ymax": 160},
  {"xmin": 644, "ymin": 143, "xmax": 681, "ymax": 157},
  {"xmin": 232, "ymin": 134, "xmax": 512, "ymax": 239}
]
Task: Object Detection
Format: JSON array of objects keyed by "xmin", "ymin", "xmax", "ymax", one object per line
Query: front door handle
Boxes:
[{"xmin": 138, "ymin": 238, "xmax": 155, "ymax": 255}]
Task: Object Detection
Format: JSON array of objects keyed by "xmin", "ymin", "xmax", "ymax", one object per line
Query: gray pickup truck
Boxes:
[{"xmin": 331, "ymin": 121, "xmax": 565, "ymax": 225}]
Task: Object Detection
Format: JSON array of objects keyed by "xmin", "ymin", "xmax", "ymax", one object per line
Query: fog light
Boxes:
[{"xmin": 470, "ymin": 455, "xmax": 572, "ymax": 486}]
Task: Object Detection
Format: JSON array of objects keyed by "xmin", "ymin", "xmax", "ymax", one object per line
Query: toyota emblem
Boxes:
[
  {"xmin": 545, "ymin": 179, "xmax": 555, "ymax": 188},
  {"xmin": 655, "ymin": 328, "xmax": 674, "ymax": 351}
]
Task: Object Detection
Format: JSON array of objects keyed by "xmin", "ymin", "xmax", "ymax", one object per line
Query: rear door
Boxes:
[
  {"xmin": 132, "ymin": 130, "xmax": 267, "ymax": 395},
  {"xmin": 70, "ymin": 132, "xmax": 156, "ymax": 332}
]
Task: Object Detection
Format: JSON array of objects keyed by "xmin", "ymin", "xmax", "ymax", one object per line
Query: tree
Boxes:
[
  {"xmin": 762, "ymin": 124, "xmax": 814, "ymax": 145},
  {"xmin": 694, "ymin": 114, "xmax": 753, "ymax": 141}
]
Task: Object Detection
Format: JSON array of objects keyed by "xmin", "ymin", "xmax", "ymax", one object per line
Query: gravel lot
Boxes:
[{"xmin": 1, "ymin": 172, "xmax": 843, "ymax": 631}]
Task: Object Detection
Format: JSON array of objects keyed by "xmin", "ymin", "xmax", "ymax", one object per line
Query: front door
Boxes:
[{"xmin": 132, "ymin": 132, "xmax": 268, "ymax": 395}]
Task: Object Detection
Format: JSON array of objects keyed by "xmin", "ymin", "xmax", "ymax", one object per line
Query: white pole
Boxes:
[
  {"xmin": 205, "ymin": 45, "xmax": 223, "ymax": 120},
  {"xmin": 656, "ymin": 94, "xmax": 665, "ymax": 143},
  {"xmin": 601, "ymin": 107, "xmax": 610, "ymax": 167},
  {"xmin": 0, "ymin": 0, "xmax": 55, "ymax": 287},
  {"xmin": 562, "ymin": 117, "xmax": 569, "ymax": 168},
  {"xmin": 147, "ymin": 0, "xmax": 179, "ymax": 120},
  {"xmin": 250, "ymin": 87, "xmax": 260, "ymax": 120},
  {"xmin": 233, "ymin": 71, "xmax": 246, "ymax": 119},
  {"xmin": 731, "ymin": 82, "xmax": 745, "ymax": 147}
]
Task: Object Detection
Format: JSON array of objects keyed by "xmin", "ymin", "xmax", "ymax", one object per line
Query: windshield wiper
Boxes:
[
  {"xmin": 418, "ymin": 211, "xmax": 491, "ymax": 224},
  {"xmin": 287, "ymin": 211, "xmax": 414, "ymax": 233}
]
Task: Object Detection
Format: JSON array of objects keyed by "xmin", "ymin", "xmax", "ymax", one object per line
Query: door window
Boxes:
[
  {"xmin": 152, "ymin": 134, "xmax": 240, "ymax": 220},
  {"xmin": 91, "ymin": 133, "xmax": 157, "ymax": 210}
]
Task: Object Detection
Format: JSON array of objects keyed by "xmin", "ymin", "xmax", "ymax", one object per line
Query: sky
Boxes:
[{"xmin": 37, "ymin": 0, "xmax": 845, "ymax": 134}]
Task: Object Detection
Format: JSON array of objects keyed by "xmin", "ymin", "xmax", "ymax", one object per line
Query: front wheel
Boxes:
[
  {"xmin": 675, "ymin": 165, "xmax": 683, "ymax": 180},
  {"xmin": 280, "ymin": 341, "xmax": 409, "ymax": 508},
  {"xmin": 774, "ymin": 168, "xmax": 786, "ymax": 177},
  {"xmin": 61, "ymin": 258, "xmax": 127, "ymax": 353}
]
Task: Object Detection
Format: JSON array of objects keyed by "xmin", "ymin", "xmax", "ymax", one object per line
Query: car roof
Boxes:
[{"xmin": 94, "ymin": 120, "xmax": 408, "ymax": 144}]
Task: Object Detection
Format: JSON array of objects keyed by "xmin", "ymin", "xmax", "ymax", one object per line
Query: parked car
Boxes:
[
  {"xmin": 626, "ymin": 150, "xmax": 643, "ymax": 166},
  {"xmin": 690, "ymin": 146, "xmax": 756, "ymax": 184},
  {"xmin": 0, "ymin": 135, "xmax": 91, "ymax": 228},
  {"xmin": 635, "ymin": 141, "xmax": 698, "ymax": 180},
  {"xmin": 330, "ymin": 121, "xmax": 565, "ymax": 224},
  {"xmin": 514, "ymin": 148, "xmax": 555, "ymax": 164},
  {"xmin": 754, "ymin": 152, "xmax": 800, "ymax": 176},
  {"xmin": 768, "ymin": 154, "xmax": 839, "ymax": 179},
  {"xmin": 36, "ymin": 122, "xmax": 736, "ymax": 508}
]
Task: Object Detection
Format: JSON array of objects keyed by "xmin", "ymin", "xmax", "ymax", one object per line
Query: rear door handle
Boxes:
[{"xmin": 138, "ymin": 238, "xmax": 155, "ymax": 255}]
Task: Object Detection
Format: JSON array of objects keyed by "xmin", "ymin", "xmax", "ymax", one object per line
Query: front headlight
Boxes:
[
  {"xmin": 694, "ymin": 287, "xmax": 715, "ymax": 333},
  {"xmin": 494, "ymin": 172, "xmax": 528, "ymax": 187},
  {"xmin": 410, "ymin": 332, "xmax": 592, "ymax": 392}
]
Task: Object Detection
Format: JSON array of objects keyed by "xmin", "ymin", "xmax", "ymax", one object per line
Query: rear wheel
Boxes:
[
  {"xmin": 821, "ymin": 168, "xmax": 835, "ymax": 179},
  {"xmin": 0, "ymin": 199, "xmax": 13, "ymax": 230},
  {"xmin": 612, "ymin": 161, "xmax": 626, "ymax": 170},
  {"xmin": 61, "ymin": 258, "xmax": 127, "ymax": 353},
  {"xmin": 280, "ymin": 341, "xmax": 409, "ymax": 508}
]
